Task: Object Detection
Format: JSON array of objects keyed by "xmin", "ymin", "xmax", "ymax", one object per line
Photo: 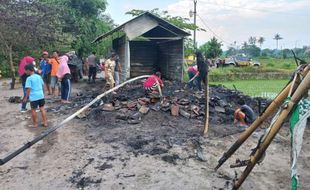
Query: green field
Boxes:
[
  {"xmin": 211, "ymin": 79, "xmax": 289, "ymax": 99},
  {"xmin": 258, "ymin": 57, "xmax": 297, "ymax": 71}
]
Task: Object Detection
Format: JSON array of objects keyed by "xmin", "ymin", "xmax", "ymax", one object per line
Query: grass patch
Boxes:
[
  {"xmin": 258, "ymin": 57, "xmax": 298, "ymax": 71},
  {"xmin": 211, "ymin": 79, "xmax": 288, "ymax": 99}
]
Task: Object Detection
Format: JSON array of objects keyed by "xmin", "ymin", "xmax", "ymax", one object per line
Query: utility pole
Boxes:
[{"xmin": 193, "ymin": 0, "xmax": 197, "ymax": 50}]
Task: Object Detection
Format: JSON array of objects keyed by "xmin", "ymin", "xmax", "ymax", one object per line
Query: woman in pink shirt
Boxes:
[{"xmin": 57, "ymin": 55, "xmax": 71, "ymax": 104}]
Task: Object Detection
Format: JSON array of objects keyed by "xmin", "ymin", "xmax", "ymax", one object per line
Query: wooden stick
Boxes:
[{"xmin": 203, "ymin": 75, "xmax": 209, "ymax": 134}]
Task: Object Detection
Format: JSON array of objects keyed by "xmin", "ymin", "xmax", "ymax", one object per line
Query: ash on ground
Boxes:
[{"xmin": 42, "ymin": 80, "xmax": 270, "ymax": 189}]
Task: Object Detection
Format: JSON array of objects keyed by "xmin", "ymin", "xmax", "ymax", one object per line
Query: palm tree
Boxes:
[
  {"xmin": 242, "ymin": 41, "xmax": 248, "ymax": 55},
  {"xmin": 248, "ymin": 36, "xmax": 256, "ymax": 46},
  {"xmin": 274, "ymin": 33, "xmax": 283, "ymax": 49},
  {"xmin": 257, "ymin": 37, "xmax": 265, "ymax": 49}
]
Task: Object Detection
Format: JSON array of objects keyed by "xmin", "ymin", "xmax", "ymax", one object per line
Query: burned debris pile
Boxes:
[{"xmin": 71, "ymin": 81, "xmax": 268, "ymax": 125}]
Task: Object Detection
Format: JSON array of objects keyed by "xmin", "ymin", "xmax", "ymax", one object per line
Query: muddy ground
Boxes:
[{"xmin": 0, "ymin": 79, "xmax": 309, "ymax": 190}]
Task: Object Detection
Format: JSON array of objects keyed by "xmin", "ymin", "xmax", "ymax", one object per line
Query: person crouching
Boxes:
[
  {"xmin": 143, "ymin": 72, "xmax": 164, "ymax": 95},
  {"xmin": 23, "ymin": 64, "xmax": 47, "ymax": 128},
  {"xmin": 234, "ymin": 99, "xmax": 256, "ymax": 130}
]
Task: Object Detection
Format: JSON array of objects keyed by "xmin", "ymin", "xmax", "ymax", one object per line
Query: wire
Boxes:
[
  {"xmin": 196, "ymin": 14, "xmax": 233, "ymax": 45},
  {"xmin": 197, "ymin": 0, "xmax": 310, "ymax": 17}
]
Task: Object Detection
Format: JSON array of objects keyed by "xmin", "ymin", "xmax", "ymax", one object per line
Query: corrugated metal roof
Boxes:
[{"xmin": 92, "ymin": 12, "xmax": 191, "ymax": 43}]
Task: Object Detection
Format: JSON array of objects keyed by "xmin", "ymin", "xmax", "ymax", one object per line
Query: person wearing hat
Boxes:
[{"xmin": 40, "ymin": 51, "xmax": 52, "ymax": 95}]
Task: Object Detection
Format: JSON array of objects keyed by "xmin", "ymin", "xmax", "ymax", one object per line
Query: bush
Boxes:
[{"xmin": 0, "ymin": 60, "xmax": 11, "ymax": 78}]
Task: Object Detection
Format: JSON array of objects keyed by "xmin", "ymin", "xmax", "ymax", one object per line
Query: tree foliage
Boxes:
[
  {"xmin": 199, "ymin": 37, "xmax": 223, "ymax": 59},
  {"xmin": 126, "ymin": 8, "xmax": 205, "ymax": 32},
  {"xmin": 42, "ymin": 0, "xmax": 114, "ymax": 57},
  {"xmin": 0, "ymin": 0, "xmax": 60, "ymax": 88},
  {"xmin": 0, "ymin": 0, "xmax": 115, "ymax": 85}
]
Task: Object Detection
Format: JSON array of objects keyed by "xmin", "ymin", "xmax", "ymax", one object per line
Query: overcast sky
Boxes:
[{"xmin": 106, "ymin": 0, "xmax": 310, "ymax": 49}]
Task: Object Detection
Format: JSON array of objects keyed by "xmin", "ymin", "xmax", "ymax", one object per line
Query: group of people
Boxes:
[
  {"xmin": 187, "ymin": 53, "xmax": 256, "ymax": 130},
  {"xmin": 17, "ymin": 49, "xmax": 255, "ymax": 129},
  {"xmin": 86, "ymin": 52, "xmax": 121, "ymax": 89},
  {"xmin": 18, "ymin": 51, "xmax": 72, "ymax": 127}
]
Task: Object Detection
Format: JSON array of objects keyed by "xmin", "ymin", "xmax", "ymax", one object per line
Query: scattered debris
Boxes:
[
  {"xmin": 161, "ymin": 154, "xmax": 181, "ymax": 165},
  {"xmin": 8, "ymin": 96, "xmax": 22, "ymax": 104},
  {"xmin": 102, "ymin": 103, "xmax": 115, "ymax": 112},
  {"xmin": 180, "ymin": 109, "xmax": 191, "ymax": 119},
  {"xmin": 95, "ymin": 162, "xmax": 113, "ymax": 171},
  {"xmin": 171, "ymin": 104, "xmax": 180, "ymax": 116},
  {"xmin": 139, "ymin": 105, "xmax": 149, "ymax": 114}
]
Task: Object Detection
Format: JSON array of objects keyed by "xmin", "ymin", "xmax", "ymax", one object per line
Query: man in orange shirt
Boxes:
[{"xmin": 49, "ymin": 51, "xmax": 60, "ymax": 97}]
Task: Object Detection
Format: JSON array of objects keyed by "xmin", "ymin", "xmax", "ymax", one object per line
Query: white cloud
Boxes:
[{"xmin": 167, "ymin": 0, "xmax": 310, "ymax": 49}]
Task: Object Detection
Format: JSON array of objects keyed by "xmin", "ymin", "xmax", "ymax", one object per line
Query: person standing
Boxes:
[
  {"xmin": 18, "ymin": 56, "xmax": 35, "ymax": 112},
  {"xmin": 49, "ymin": 51, "xmax": 60, "ymax": 97},
  {"xmin": 87, "ymin": 52, "xmax": 97, "ymax": 83},
  {"xmin": 105, "ymin": 53, "xmax": 117, "ymax": 89},
  {"xmin": 114, "ymin": 54, "xmax": 122, "ymax": 86},
  {"xmin": 57, "ymin": 55, "xmax": 72, "ymax": 104},
  {"xmin": 40, "ymin": 51, "xmax": 52, "ymax": 95},
  {"xmin": 23, "ymin": 64, "xmax": 47, "ymax": 128}
]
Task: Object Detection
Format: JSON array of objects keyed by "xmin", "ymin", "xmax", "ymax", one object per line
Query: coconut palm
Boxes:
[
  {"xmin": 257, "ymin": 37, "xmax": 265, "ymax": 49},
  {"xmin": 274, "ymin": 33, "xmax": 283, "ymax": 49},
  {"xmin": 248, "ymin": 36, "xmax": 256, "ymax": 46}
]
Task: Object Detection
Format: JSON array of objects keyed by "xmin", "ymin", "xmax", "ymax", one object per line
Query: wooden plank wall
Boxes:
[
  {"xmin": 158, "ymin": 39, "xmax": 183, "ymax": 81},
  {"xmin": 129, "ymin": 41, "xmax": 158, "ymax": 77}
]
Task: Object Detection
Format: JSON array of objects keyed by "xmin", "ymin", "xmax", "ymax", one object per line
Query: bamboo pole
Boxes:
[
  {"xmin": 0, "ymin": 75, "xmax": 151, "ymax": 166},
  {"xmin": 215, "ymin": 63, "xmax": 310, "ymax": 171},
  {"xmin": 233, "ymin": 69, "xmax": 310, "ymax": 190},
  {"xmin": 214, "ymin": 82, "xmax": 292, "ymax": 170}
]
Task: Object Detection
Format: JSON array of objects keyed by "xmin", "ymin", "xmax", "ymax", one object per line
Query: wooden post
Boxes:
[{"xmin": 203, "ymin": 75, "xmax": 209, "ymax": 134}]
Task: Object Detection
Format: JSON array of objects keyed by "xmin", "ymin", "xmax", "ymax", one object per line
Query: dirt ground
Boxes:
[{"xmin": 0, "ymin": 79, "xmax": 309, "ymax": 190}]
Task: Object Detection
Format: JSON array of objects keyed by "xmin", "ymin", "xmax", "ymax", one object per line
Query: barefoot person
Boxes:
[{"xmin": 23, "ymin": 64, "xmax": 47, "ymax": 128}]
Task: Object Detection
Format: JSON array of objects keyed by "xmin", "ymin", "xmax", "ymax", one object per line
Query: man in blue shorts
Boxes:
[{"xmin": 23, "ymin": 64, "xmax": 48, "ymax": 128}]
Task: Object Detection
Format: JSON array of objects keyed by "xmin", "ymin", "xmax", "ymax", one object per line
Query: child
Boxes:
[{"xmin": 23, "ymin": 64, "xmax": 48, "ymax": 128}]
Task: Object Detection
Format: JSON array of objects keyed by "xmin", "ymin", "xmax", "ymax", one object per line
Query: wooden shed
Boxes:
[{"xmin": 93, "ymin": 12, "xmax": 191, "ymax": 81}]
